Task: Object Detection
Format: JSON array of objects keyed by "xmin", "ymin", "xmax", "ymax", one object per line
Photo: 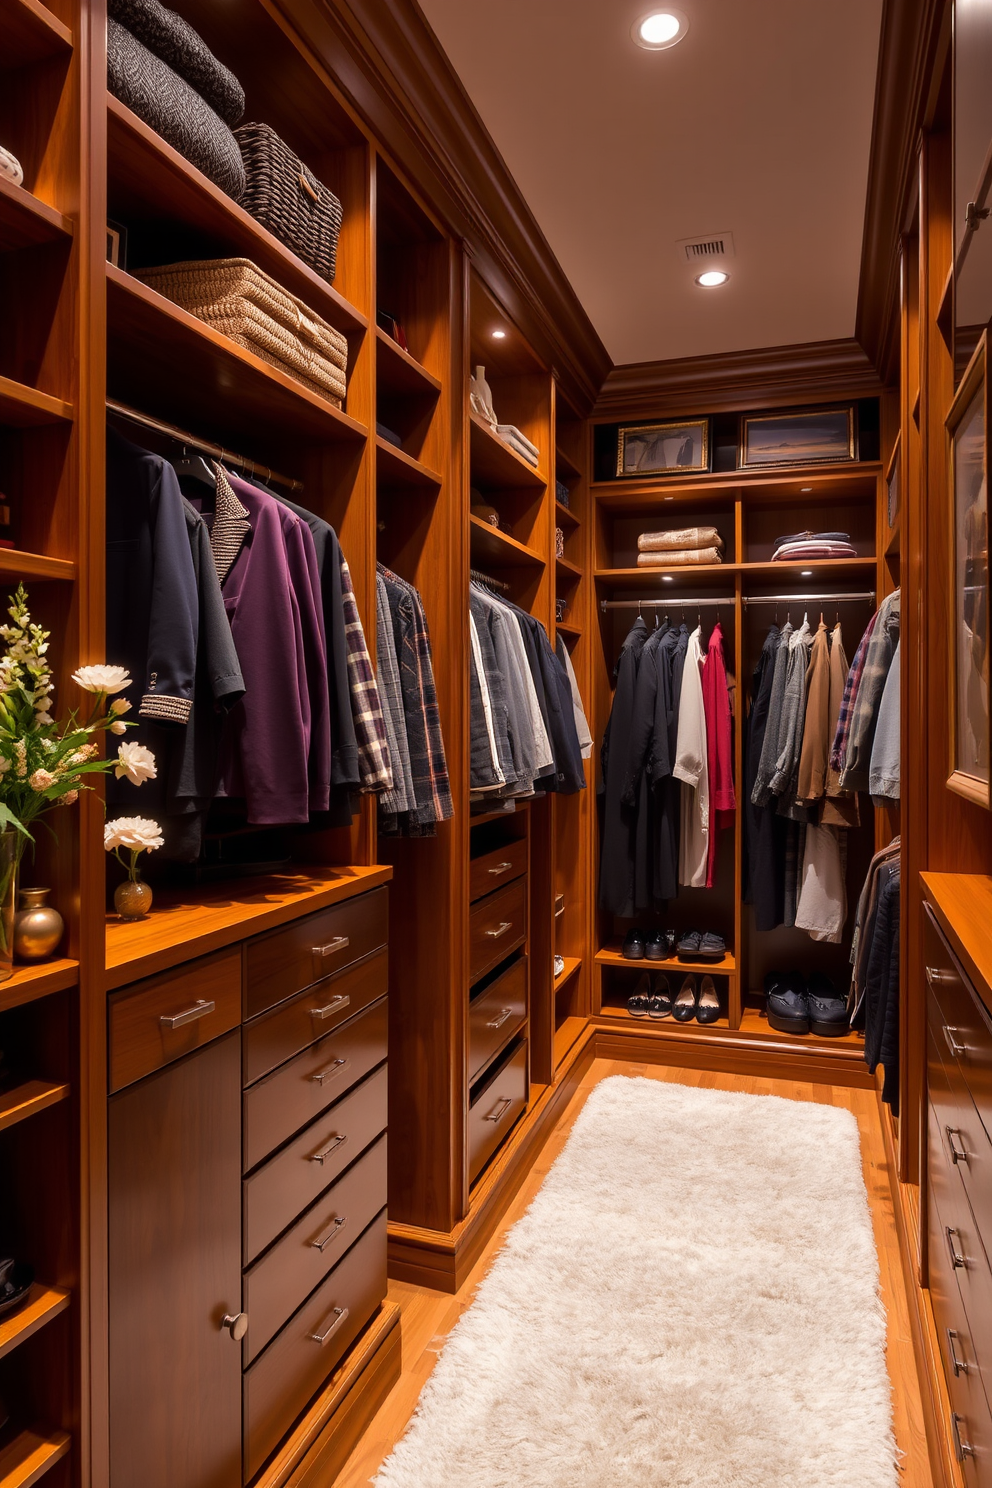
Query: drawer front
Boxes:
[
  {"xmin": 244, "ymin": 996, "xmax": 388, "ymax": 1171},
  {"xmin": 469, "ymin": 839, "xmax": 527, "ymax": 904},
  {"xmin": 468, "ymin": 1036, "xmax": 528, "ymax": 1185},
  {"xmin": 469, "ymin": 879, "xmax": 527, "ymax": 986},
  {"xmin": 925, "ymin": 908, "xmax": 992, "ymax": 1141},
  {"xmin": 928, "ymin": 1100, "xmax": 992, "ymax": 1406},
  {"xmin": 246, "ymin": 886, "xmax": 388, "ymax": 1020},
  {"xmin": 243, "ymin": 948, "xmax": 387, "ymax": 1088},
  {"xmin": 928, "ymin": 1166, "xmax": 992, "ymax": 1488},
  {"xmin": 244, "ymin": 1064, "xmax": 387, "ymax": 1264},
  {"xmin": 469, "ymin": 957, "xmax": 527, "ymax": 1082},
  {"xmin": 929, "ymin": 1017, "xmax": 992, "ymax": 1261},
  {"xmin": 109, "ymin": 948, "xmax": 242, "ymax": 1093},
  {"xmin": 243, "ymin": 1209, "xmax": 387, "ymax": 1483},
  {"xmin": 243, "ymin": 1135, "xmax": 387, "ymax": 1365}
]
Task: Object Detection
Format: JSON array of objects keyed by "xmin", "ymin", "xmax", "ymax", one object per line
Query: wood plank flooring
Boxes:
[{"xmin": 335, "ymin": 1058, "xmax": 933, "ymax": 1487}]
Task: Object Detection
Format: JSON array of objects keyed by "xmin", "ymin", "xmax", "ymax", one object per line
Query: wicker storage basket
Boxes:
[
  {"xmin": 234, "ymin": 123, "xmax": 342, "ymax": 283},
  {"xmin": 137, "ymin": 257, "xmax": 348, "ymax": 405}
]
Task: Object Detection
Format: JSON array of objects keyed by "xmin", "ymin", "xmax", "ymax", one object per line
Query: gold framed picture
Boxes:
[
  {"xmin": 739, "ymin": 406, "xmax": 856, "ymax": 468},
  {"xmin": 615, "ymin": 419, "xmax": 710, "ymax": 478},
  {"xmin": 947, "ymin": 332, "xmax": 990, "ymax": 807}
]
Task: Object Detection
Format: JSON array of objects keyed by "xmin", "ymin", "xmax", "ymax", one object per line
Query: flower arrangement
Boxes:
[{"xmin": 104, "ymin": 815, "xmax": 164, "ymax": 877}]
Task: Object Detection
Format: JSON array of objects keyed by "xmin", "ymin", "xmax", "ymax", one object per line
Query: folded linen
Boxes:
[
  {"xmin": 772, "ymin": 540, "xmax": 857, "ymax": 561},
  {"xmin": 638, "ymin": 526, "xmax": 723, "ymax": 553},
  {"xmin": 637, "ymin": 547, "xmax": 723, "ymax": 567},
  {"xmin": 497, "ymin": 426, "xmax": 539, "ymax": 466},
  {"xmin": 773, "ymin": 530, "xmax": 851, "ymax": 549}
]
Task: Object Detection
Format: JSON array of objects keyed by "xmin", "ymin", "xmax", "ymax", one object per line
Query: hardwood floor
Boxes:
[{"xmin": 334, "ymin": 1057, "xmax": 933, "ymax": 1487}]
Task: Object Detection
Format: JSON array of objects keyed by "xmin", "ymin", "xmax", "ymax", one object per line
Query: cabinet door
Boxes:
[{"xmin": 109, "ymin": 1030, "xmax": 242, "ymax": 1488}]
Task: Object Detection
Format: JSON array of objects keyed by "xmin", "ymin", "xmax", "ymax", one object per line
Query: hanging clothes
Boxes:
[
  {"xmin": 830, "ymin": 610, "xmax": 880, "ymax": 775},
  {"xmin": 376, "ymin": 572, "xmax": 414, "ymax": 817},
  {"xmin": 768, "ymin": 615, "xmax": 812, "ymax": 817},
  {"xmin": 751, "ymin": 620, "xmax": 793, "ymax": 807},
  {"xmin": 794, "ymin": 823, "xmax": 847, "ymax": 943},
  {"xmin": 621, "ymin": 621, "xmax": 668, "ymax": 911},
  {"xmin": 598, "ymin": 617, "xmax": 648, "ymax": 916},
  {"xmin": 796, "ymin": 619, "xmax": 830, "ymax": 804},
  {"xmin": 822, "ymin": 622, "xmax": 859, "ymax": 828},
  {"xmin": 744, "ymin": 624, "xmax": 787, "ymax": 930},
  {"xmin": 860, "ymin": 855, "xmax": 901, "ymax": 1111},
  {"xmin": 838, "ymin": 590, "xmax": 900, "ymax": 791},
  {"xmin": 378, "ymin": 564, "xmax": 452, "ymax": 835},
  {"xmin": 674, "ymin": 625, "xmax": 709, "ymax": 888},
  {"xmin": 701, "ymin": 619, "xmax": 735, "ymax": 888},
  {"xmin": 869, "ymin": 638, "xmax": 901, "ymax": 804},
  {"xmin": 651, "ymin": 622, "xmax": 687, "ymax": 903},
  {"xmin": 557, "ymin": 635, "xmax": 592, "ymax": 760}
]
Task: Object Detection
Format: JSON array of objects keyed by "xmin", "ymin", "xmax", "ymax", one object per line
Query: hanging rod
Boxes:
[
  {"xmin": 600, "ymin": 596, "xmax": 733, "ymax": 611},
  {"xmin": 742, "ymin": 591, "xmax": 875, "ymax": 606},
  {"xmin": 470, "ymin": 568, "xmax": 511, "ymax": 594},
  {"xmin": 106, "ymin": 400, "xmax": 305, "ymax": 492}
]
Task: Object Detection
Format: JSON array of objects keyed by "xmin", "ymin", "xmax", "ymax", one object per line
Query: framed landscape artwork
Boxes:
[
  {"xmin": 739, "ymin": 406, "xmax": 856, "ymax": 468},
  {"xmin": 615, "ymin": 419, "xmax": 710, "ymax": 477}
]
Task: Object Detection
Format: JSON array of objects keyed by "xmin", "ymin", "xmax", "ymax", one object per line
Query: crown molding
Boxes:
[
  {"xmin": 856, "ymin": 0, "xmax": 949, "ymax": 384},
  {"xmin": 593, "ymin": 338, "xmax": 884, "ymax": 419},
  {"xmin": 277, "ymin": 0, "xmax": 611, "ymax": 412}
]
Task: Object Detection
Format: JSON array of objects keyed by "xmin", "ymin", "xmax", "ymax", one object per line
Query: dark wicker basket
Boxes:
[{"xmin": 234, "ymin": 123, "xmax": 342, "ymax": 282}]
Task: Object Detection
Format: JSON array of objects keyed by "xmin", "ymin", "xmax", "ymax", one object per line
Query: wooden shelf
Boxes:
[
  {"xmin": 0, "ymin": 960, "xmax": 78, "ymax": 1014},
  {"xmin": 595, "ymin": 1003, "xmax": 863, "ymax": 1051},
  {"xmin": 554, "ymin": 955, "xmax": 581, "ymax": 991},
  {"xmin": 591, "ymin": 464, "xmax": 883, "ymax": 507},
  {"xmin": 375, "ymin": 436, "xmax": 442, "ymax": 490},
  {"xmin": 0, "ymin": 0, "xmax": 72, "ymax": 68},
  {"xmin": 469, "ymin": 801, "xmax": 529, "ymax": 828},
  {"xmin": 0, "ymin": 549, "xmax": 76, "ymax": 582},
  {"xmin": 555, "ymin": 554, "xmax": 583, "ymax": 583},
  {"xmin": 0, "ymin": 177, "xmax": 72, "ymax": 254},
  {"xmin": 106, "ymin": 265, "xmax": 367, "ymax": 449},
  {"xmin": 0, "ymin": 1428, "xmax": 70, "ymax": 1488},
  {"xmin": 0, "ymin": 377, "xmax": 72, "ymax": 429},
  {"xmin": 555, "ymin": 445, "xmax": 580, "ymax": 481},
  {"xmin": 738, "ymin": 1005, "xmax": 864, "ymax": 1048},
  {"xmin": 0, "ymin": 1080, "xmax": 69, "ymax": 1134},
  {"xmin": 553, "ymin": 1014, "xmax": 586, "ymax": 1068},
  {"xmin": 375, "ymin": 326, "xmax": 441, "ymax": 397},
  {"xmin": 106, "ymin": 97, "xmax": 366, "ymax": 337},
  {"xmin": 596, "ymin": 941, "xmax": 737, "ymax": 975},
  {"xmin": 740, "ymin": 556, "xmax": 878, "ymax": 580},
  {"xmin": 555, "ymin": 621, "xmax": 582, "ymax": 640},
  {"xmin": 595, "ymin": 563, "xmax": 733, "ymax": 589},
  {"xmin": 469, "ymin": 414, "xmax": 546, "ymax": 490},
  {"xmin": 470, "ymin": 515, "xmax": 545, "ymax": 571},
  {"xmin": 0, "ymin": 1285, "xmax": 70, "ymax": 1362},
  {"xmin": 105, "ymin": 865, "xmax": 391, "ymax": 989},
  {"xmin": 598, "ymin": 1002, "xmax": 732, "ymax": 1031},
  {"xmin": 555, "ymin": 500, "xmax": 580, "ymax": 528}
]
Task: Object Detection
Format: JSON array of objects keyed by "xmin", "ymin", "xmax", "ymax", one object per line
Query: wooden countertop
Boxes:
[{"xmin": 921, "ymin": 872, "xmax": 992, "ymax": 1005}]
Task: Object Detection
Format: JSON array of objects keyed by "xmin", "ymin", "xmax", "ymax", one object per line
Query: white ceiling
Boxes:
[{"xmin": 417, "ymin": 0, "xmax": 884, "ymax": 366}]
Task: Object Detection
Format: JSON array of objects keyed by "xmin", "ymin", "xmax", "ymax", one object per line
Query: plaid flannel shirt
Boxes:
[
  {"xmin": 829, "ymin": 609, "xmax": 879, "ymax": 774},
  {"xmin": 838, "ymin": 590, "xmax": 900, "ymax": 793},
  {"xmin": 378, "ymin": 564, "xmax": 453, "ymax": 829},
  {"xmin": 338, "ymin": 553, "xmax": 393, "ymax": 793}
]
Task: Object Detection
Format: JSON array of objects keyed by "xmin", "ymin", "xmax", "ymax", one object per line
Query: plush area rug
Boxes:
[{"xmin": 375, "ymin": 1076, "xmax": 898, "ymax": 1488}]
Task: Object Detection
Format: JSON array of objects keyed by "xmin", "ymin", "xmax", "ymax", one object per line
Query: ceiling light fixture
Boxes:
[
  {"xmin": 801, "ymin": 570, "xmax": 813, "ymax": 577},
  {"xmin": 662, "ymin": 575, "xmax": 674, "ymax": 582},
  {"xmin": 800, "ymin": 486, "xmax": 812, "ymax": 493},
  {"xmin": 695, "ymin": 269, "xmax": 729, "ymax": 287},
  {"xmin": 492, "ymin": 329, "xmax": 506, "ymax": 339},
  {"xmin": 632, "ymin": 9, "xmax": 688, "ymax": 50}
]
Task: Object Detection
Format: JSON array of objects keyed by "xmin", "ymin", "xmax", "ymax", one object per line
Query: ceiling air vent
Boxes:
[{"xmin": 675, "ymin": 232, "xmax": 736, "ymax": 264}]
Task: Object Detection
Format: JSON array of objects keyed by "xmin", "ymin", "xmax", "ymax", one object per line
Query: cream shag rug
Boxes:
[{"xmin": 375, "ymin": 1076, "xmax": 898, "ymax": 1488}]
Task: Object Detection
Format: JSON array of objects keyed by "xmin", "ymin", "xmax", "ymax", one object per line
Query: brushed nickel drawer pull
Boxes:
[
  {"xmin": 312, "ymin": 1057, "xmax": 350, "ymax": 1086},
  {"xmin": 485, "ymin": 921, "xmax": 513, "ymax": 939},
  {"xmin": 310, "ymin": 1305, "xmax": 349, "ymax": 1345},
  {"xmin": 926, "ymin": 964, "xmax": 951, "ymax": 988},
  {"xmin": 943, "ymin": 1025, "xmax": 967, "ymax": 1058},
  {"xmin": 488, "ymin": 862, "xmax": 513, "ymax": 876},
  {"xmin": 222, "ymin": 1312, "xmax": 248, "ymax": 1341},
  {"xmin": 310, "ymin": 1133, "xmax": 347, "ymax": 1165},
  {"xmin": 946, "ymin": 1328, "xmax": 969, "ymax": 1376},
  {"xmin": 952, "ymin": 1412, "xmax": 975, "ymax": 1461},
  {"xmin": 315, "ymin": 936, "xmax": 350, "ymax": 957},
  {"xmin": 310, "ymin": 993, "xmax": 350, "ymax": 1020},
  {"xmin": 486, "ymin": 1007, "xmax": 514, "ymax": 1030},
  {"xmin": 485, "ymin": 1097, "xmax": 512, "ymax": 1123},
  {"xmin": 946, "ymin": 1127, "xmax": 969, "ymax": 1165},
  {"xmin": 159, "ymin": 998, "xmax": 215, "ymax": 1029},
  {"xmin": 311, "ymin": 1216, "xmax": 347, "ymax": 1252},
  {"xmin": 946, "ymin": 1225, "xmax": 966, "ymax": 1269}
]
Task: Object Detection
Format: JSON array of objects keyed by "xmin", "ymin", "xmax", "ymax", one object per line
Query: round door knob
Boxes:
[{"xmin": 222, "ymin": 1312, "xmax": 248, "ymax": 1341}]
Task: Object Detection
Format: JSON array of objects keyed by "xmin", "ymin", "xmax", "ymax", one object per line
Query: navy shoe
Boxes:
[
  {"xmin": 765, "ymin": 971, "xmax": 809, "ymax": 1035},
  {"xmin": 676, "ymin": 930, "xmax": 702, "ymax": 961},
  {"xmin": 697, "ymin": 932, "xmax": 726, "ymax": 962},
  {"xmin": 807, "ymin": 973, "xmax": 849, "ymax": 1037},
  {"xmin": 622, "ymin": 929, "xmax": 646, "ymax": 960}
]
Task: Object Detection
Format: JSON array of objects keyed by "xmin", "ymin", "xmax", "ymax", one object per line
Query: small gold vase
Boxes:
[
  {"xmin": 114, "ymin": 875, "xmax": 153, "ymax": 921},
  {"xmin": 14, "ymin": 887, "xmax": 64, "ymax": 961}
]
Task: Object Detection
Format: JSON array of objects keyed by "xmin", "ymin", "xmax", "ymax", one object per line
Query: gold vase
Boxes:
[
  {"xmin": 14, "ymin": 887, "xmax": 64, "ymax": 961},
  {"xmin": 114, "ymin": 875, "xmax": 153, "ymax": 921}
]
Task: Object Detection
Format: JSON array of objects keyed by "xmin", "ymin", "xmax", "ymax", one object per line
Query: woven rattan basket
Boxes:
[
  {"xmin": 234, "ymin": 122, "xmax": 342, "ymax": 283},
  {"xmin": 137, "ymin": 257, "xmax": 347, "ymax": 405}
]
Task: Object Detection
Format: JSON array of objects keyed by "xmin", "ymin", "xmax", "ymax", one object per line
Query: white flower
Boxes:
[
  {"xmin": 104, "ymin": 816, "xmax": 164, "ymax": 853},
  {"xmin": 28, "ymin": 769, "xmax": 56, "ymax": 791},
  {"xmin": 110, "ymin": 698, "xmax": 132, "ymax": 716},
  {"xmin": 34, "ymin": 712, "xmax": 53, "ymax": 727},
  {"xmin": 61, "ymin": 789, "xmax": 78, "ymax": 806},
  {"xmin": 110, "ymin": 720, "xmax": 127, "ymax": 735},
  {"xmin": 13, "ymin": 740, "xmax": 26, "ymax": 778},
  {"xmin": 114, "ymin": 741, "xmax": 157, "ymax": 786},
  {"xmin": 0, "ymin": 758, "xmax": 10, "ymax": 774},
  {"xmin": 72, "ymin": 664, "xmax": 131, "ymax": 695}
]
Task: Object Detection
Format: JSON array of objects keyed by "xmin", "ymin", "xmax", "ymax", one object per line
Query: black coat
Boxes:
[
  {"xmin": 865, "ymin": 862, "xmax": 901, "ymax": 1112},
  {"xmin": 621, "ymin": 623, "xmax": 666, "ymax": 912},
  {"xmin": 743, "ymin": 626, "xmax": 787, "ymax": 930},
  {"xmin": 651, "ymin": 624, "xmax": 686, "ymax": 903},
  {"xmin": 598, "ymin": 618, "xmax": 649, "ymax": 916}
]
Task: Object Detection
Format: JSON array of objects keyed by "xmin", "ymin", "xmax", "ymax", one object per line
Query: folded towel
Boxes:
[
  {"xmin": 772, "ymin": 540, "xmax": 857, "ymax": 561},
  {"xmin": 638, "ymin": 526, "xmax": 723, "ymax": 553},
  {"xmin": 637, "ymin": 547, "xmax": 723, "ymax": 567},
  {"xmin": 498, "ymin": 430, "xmax": 539, "ymax": 466},
  {"xmin": 497, "ymin": 424, "xmax": 539, "ymax": 461},
  {"xmin": 773, "ymin": 530, "xmax": 851, "ymax": 549}
]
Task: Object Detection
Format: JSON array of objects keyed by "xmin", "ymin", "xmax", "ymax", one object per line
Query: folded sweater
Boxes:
[
  {"xmin": 637, "ymin": 547, "xmax": 723, "ymax": 567},
  {"xmin": 772, "ymin": 540, "xmax": 857, "ymax": 561},
  {"xmin": 638, "ymin": 526, "xmax": 723, "ymax": 553}
]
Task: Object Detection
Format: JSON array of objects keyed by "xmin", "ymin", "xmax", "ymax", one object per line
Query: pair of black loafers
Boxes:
[
  {"xmin": 627, "ymin": 972, "xmax": 721, "ymax": 1024},
  {"xmin": 621, "ymin": 928, "xmax": 675, "ymax": 961},
  {"xmin": 765, "ymin": 971, "xmax": 849, "ymax": 1037}
]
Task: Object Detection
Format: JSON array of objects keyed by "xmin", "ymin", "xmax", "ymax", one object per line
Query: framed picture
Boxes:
[
  {"xmin": 615, "ymin": 419, "xmax": 710, "ymax": 478},
  {"xmin": 739, "ymin": 405, "xmax": 856, "ymax": 468},
  {"xmin": 947, "ymin": 332, "xmax": 990, "ymax": 807}
]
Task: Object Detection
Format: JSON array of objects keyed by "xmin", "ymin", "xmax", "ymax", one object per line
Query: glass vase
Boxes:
[
  {"xmin": 0, "ymin": 829, "xmax": 21, "ymax": 982},
  {"xmin": 114, "ymin": 874, "xmax": 153, "ymax": 921}
]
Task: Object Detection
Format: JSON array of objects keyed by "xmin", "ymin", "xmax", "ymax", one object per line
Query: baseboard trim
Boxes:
[
  {"xmin": 388, "ymin": 1027, "xmax": 598, "ymax": 1292},
  {"xmin": 877, "ymin": 1089, "xmax": 962, "ymax": 1488},
  {"xmin": 255, "ymin": 1301, "xmax": 402, "ymax": 1487},
  {"xmin": 591, "ymin": 1020, "xmax": 875, "ymax": 1088}
]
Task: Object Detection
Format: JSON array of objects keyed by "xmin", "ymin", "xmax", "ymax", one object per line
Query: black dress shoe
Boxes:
[
  {"xmin": 622, "ymin": 929, "xmax": 646, "ymax": 960},
  {"xmin": 648, "ymin": 974, "xmax": 673, "ymax": 1019},
  {"xmin": 672, "ymin": 975, "xmax": 697, "ymax": 1021},
  {"xmin": 765, "ymin": 971, "xmax": 809, "ymax": 1035},
  {"xmin": 696, "ymin": 975, "xmax": 721, "ymax": 1024},
  {"xmin": 676, "ymin": 930, "xmax": 702, "ymax": 961},
  {"xmin": 807, "ymin": 973, "xmax": 849, "ymax": 1037},
  {"xmin": 644, "ymin": 929, "xmax": 672, "ymax": 961},
  {"xmin": 627, "ymin": 972, "xmax": 652, "ymax": 1017}
]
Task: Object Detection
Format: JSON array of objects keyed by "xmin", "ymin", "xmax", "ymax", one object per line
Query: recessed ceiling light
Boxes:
[
  {"xmin": 492, "ymin": 329, "xmax": 506, "ymax": 340},
  {"xmin": 664, "ymin": 495, "xmax": 674, "ymax": 500},
  {"xmin": 632, "ymin": 9, "xmax": 688, "ymax": 49},
  {"xmin": 801, "ymin": 569, "xmax": 813, "ymax": 577},
  {"xmin": 662, "ymin": 575, "xmax": 674, "ymax": 582},
  {"xmin": 800, "ymin": 486, "xmax": 812, "ymax": 493},
  {"xmin": 695, "ymin": 269, "xmax": 729, "ymax": 287}
]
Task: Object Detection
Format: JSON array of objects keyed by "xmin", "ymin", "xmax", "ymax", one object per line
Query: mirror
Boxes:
[{"xmin": 955, "ymin": 0, "xmax": 992, "ymax": 381}]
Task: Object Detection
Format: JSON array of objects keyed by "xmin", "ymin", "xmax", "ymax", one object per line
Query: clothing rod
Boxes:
[
  {"xmin": 470, "ymin": 568, "xmax": 511, "ymax": 594},
  {"xmin": 600, "ymin": 596, "xmax": 733, "ymax": 611},
  {"xmin": 742, "ymin": 592, "xmax": 875, "ymax": 606},
  {"xmin": 106, "ymin": 400, "xmax": 305, "ymax": 493}
]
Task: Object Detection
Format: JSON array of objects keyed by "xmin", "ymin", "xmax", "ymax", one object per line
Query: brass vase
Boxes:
[
  {"xmin": 13, "ymin": 887, "xmax": 64, "ymax": 962},
  {"xmin": 114, "ymin": 875, "xmax": 153, "ymax": 921}
]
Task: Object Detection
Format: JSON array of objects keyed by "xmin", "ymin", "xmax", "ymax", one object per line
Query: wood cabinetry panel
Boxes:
[
  {"xmin": 246, "ymin": 887, "xmax": 388, "ymax": 1019},
  {"xmin": 925, "ymin": 907, "xmax": 992, "ymax": 1141},
  {"xmin": 469, "ymin": 880, "xmax": 527, "ymax": 985},
  {"xmin": 243, "ymin": 950, "xmax": 387, "ymax": 1089},
  {"xmin": 108, "ymin": 948, "xmax": 242, "ymax": 1093}
]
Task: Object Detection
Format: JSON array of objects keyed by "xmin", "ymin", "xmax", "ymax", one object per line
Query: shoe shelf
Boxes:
[
  {"xmin": 0, "ymin": 1078, "xmax": 70, "ymax": 1134},
  {"xmin": 0, "ymin": 176, "xmax": 73, "ymax": 254},
  {"xmin": 0, "ymin": 1283, "xmax": 70, "ymax": 1363},
  {"xmin": 0, "ymin": 959, "xmax": 79, "ymax": 1014},
  {"xmin": 375, "ymin": 435, "xmax": 442, "ymax": 491},
  {"xmin": 0, "ymin": 377, "xmax": 73, "ymax": 429},
  {"xmin": 470, "ymin": 413, "xmax": 546, "ymax": 490},
  {"xmin": 595, "ymin": 942, "xmax": 737, "ymax": 975},
  {"xmin": 553, "ymin": 1014, "xmax": 586, "ymax": 1069},
  {"xmin": 0, "ymin": 1427, "xmax": 70, "ymax": 1488},
  {"xmin": 597, "ymin": 999, "xmax": 731, "ymax": 1032},
  {"xmin": 738, "ymin": 1006, "xmax": 864, "ymax": 1048},
  {"xmin": 1, "ymin": 0, "xmax": 72, "ymax": 68}
]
